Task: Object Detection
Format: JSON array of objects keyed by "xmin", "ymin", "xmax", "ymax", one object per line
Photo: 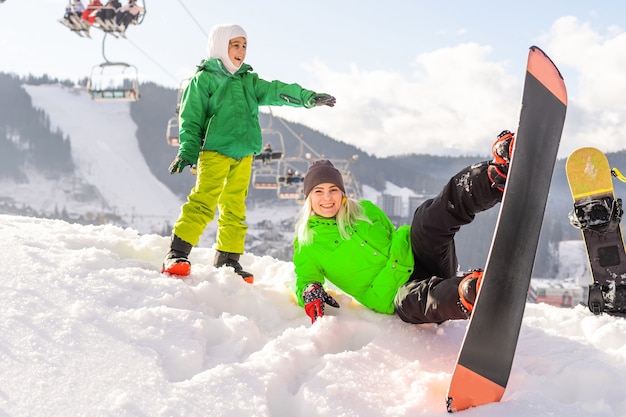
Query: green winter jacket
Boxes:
[
  {"xmin": 178, "ymin": 58, "xmax": 318, "ymax": 164},
  {"xmin": 293, "ymin": 200, "xmax": 415, "ymax": 315}
]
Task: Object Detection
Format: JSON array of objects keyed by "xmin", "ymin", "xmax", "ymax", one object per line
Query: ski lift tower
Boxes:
[{"xmin": 334, "ymin": 155, "xmax": 361, "ymax": 200}]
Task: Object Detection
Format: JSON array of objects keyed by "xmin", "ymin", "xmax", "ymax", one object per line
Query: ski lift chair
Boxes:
[
  {"xmin": 254, "ymin": 151, "xmax": 283, "ymax": 165},
  {"xmin": 277, "ymin": 182, "xmax": 303, "ymax": 199},
  {"xmin": 87, "ymin": 62, "xmax": 140, "ymax": 102},
  {"xmin": 252, "ymin": 168, "xmax": 279, "ymax": 189},
  {"xmin": 165, "ymin": 116, "xmax": 179, "ymax": 146}
]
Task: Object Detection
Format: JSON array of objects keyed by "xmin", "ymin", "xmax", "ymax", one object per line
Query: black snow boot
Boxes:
[
  {"xmin": 214, "ymin": 250, "xmax": 254, "ymax": 284},
  {"xmin": 162, "ymin": 235, "xmax": 192, "ymax": 277}
]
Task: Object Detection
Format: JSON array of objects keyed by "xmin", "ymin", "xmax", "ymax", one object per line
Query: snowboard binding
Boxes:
[
  {"xmin": 588, "ymin": 282, "xmax": 626, "ymax": 316},
  {"xmin": 569, "ymin": 196, "xmax": 623, "ymax": 234}
]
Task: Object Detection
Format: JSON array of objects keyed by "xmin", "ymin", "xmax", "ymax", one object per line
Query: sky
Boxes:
[
  {"xmin": 2, "ymin": 214, "xmax": 626, "ymax": 417},
  {"xmin": 2, "ymin": 1, "xmax": 626, "ymax": 158}
]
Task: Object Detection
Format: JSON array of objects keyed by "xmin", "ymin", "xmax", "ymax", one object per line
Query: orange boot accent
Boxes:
[
  {"xmin": 161, "ymin": 260, "xmax": 191, "ymax": 277},
  {"xmin": 458, "ymin": 270, "xmax": 483, "ymax": 312}
]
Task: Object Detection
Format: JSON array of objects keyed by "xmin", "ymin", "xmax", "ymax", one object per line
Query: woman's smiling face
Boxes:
[{"xmin": 310, "ymin": 183, "xmax": 343, "ymax": 218}]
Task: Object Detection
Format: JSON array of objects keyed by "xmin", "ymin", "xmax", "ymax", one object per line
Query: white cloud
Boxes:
[
  {"xmin": 537, "ymin": 16, "xmax": 626, "ymax": 157},
  {"xmin": 273, "ymin": 43, "xmax": 522, "ymax": 158}
]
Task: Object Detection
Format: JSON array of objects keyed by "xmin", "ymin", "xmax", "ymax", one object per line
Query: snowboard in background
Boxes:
[
  {"xmin": 565, "ymin": 147, "xmax": 626, "ymax": 316},
  {"xmin": 446, "ymin": 46, "xmax": 567, "ymax": 412}
]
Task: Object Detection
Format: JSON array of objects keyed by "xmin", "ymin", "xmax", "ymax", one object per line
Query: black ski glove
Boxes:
[
  {"xmin": 169, "ymin": 155, "xmax": 193, "ymax": 174},
  {"xmin": 487, "ymin": 163, "xmax": 508, "ymax": 192},
  {"xmin": 309, "ymin": 93, "xmax": 336, "ymax": 107},
  {"xmin": 303, "ymin": 282, "xmax": 340, "ymax": 323}
]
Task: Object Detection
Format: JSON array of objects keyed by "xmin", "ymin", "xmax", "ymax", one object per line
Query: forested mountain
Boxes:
[
  {"xmin": 0, "ymin": 73, "xmax": 74, "ymax": 180},
  {"xmin": 3, "ymin": 72, "xmax": 626, "ymax": 276}
]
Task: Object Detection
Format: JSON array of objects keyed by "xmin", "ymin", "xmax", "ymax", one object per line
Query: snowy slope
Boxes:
[
  {"xmin": 1, "ymin": 214, "xmax": 625, "ymax": 417},
  {"xmin": 22, "ymin": 84, "xmax": 182, "ymax": 234}
]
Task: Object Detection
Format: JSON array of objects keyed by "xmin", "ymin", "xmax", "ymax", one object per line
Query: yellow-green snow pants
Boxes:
[{"xmin": 172, "ymin": 151, "xmax": 252, "ymax": 253}]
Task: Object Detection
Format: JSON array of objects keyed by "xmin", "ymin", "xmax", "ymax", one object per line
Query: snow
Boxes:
[{"xmin": 2, "ymin": 213, "xmax": 626, "ymax": 417}]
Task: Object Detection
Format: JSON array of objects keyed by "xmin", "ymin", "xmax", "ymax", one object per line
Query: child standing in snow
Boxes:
[
  {"xmin": 292, "ymin": 131, "xmax": 514, "ymax": 324},
  {"xmin": 163, "ymin": 23, "xmax": 336, "ymax": 283}
]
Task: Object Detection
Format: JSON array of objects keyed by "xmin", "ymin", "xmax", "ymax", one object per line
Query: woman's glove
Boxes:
[{"xmin": 303, "ymin": 282, "xmax": 340, "ymax": 323}]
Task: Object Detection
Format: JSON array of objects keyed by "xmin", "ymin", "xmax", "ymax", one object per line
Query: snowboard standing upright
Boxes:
[
  {"xmin": 565, "ymin": 147, "xmax": 626, "ymax": 315},
  {"xmin": 446, "ymin": 46, "xmax": 567, "ymax": 412}
]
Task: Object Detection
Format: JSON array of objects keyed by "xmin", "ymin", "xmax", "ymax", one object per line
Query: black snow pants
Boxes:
[{"xmin": 394, "ymin": 161, "xmax": 503, "ymax": 324}]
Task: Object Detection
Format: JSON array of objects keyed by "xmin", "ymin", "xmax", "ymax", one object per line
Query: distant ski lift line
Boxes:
[
  {"xmin": 61, "ymin": 2, "xmax": 216, "ymax": 94},
  {"xmin": 57, "ymin": 1, "xmax": 147, "ymax": 101}
]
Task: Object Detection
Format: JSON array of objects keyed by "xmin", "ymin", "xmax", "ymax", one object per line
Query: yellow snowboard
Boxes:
[{"xmin": 565, "ymin": 147, "xmax": 626, "ymax": 315}]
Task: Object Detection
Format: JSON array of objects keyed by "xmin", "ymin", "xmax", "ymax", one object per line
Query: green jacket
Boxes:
[
  {"xmin": 293, "ymin": 200, "xmax": 415, "ymax": 314},
  {"xmin": 178, "ymin": 58, "xmax": 318, "ymax": 164}
]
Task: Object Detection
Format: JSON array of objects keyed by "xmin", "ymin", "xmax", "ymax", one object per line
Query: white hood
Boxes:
[{"xmin": 207, "ymin": 24, "xmax": 247, "ymax": 74}]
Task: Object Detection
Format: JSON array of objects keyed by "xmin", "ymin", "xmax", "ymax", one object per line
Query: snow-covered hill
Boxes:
[
  {"xmin": 21, "ymin": 84, "xmax": 182, "ymax": 234},
  {"xmin": 1, "ymin": 214, "xmax": 625, "ymax": 417}
]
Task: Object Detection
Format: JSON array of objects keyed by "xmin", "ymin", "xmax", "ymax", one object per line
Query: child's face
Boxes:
[{"xmin": 228, "ymin": 37, "xmax": 247, "ymax": 67}]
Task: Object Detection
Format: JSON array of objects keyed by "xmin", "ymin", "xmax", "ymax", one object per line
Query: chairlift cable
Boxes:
[
  {"xmin": 125, "ymin": 37, "xmax": 180, "ymax": 84},
  {"xmin": 175, "ymin": 0, "xmax": 208, "ymax": 37}
]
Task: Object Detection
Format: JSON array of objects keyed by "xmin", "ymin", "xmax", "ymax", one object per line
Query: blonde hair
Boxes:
[{"xmin": 294, "ymin": 196, "xmax": 371, "ymax": 247}]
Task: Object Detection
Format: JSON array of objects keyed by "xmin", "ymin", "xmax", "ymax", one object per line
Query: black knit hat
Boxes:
[{"xmin": 303, "ymin": 160, "xmax": 345, "ymax": 197}]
